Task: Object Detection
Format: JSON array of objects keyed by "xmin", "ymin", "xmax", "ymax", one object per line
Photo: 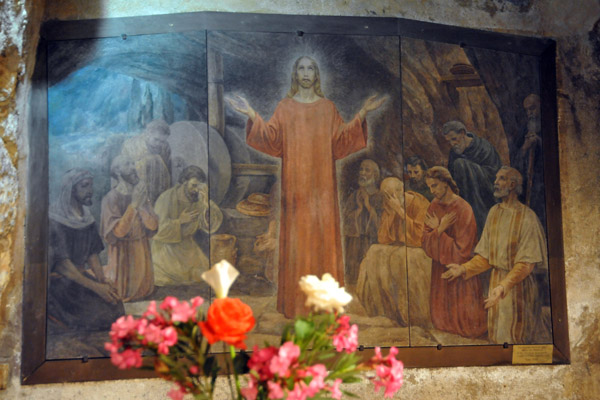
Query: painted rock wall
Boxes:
[{"xmin": 1, "ymin": 0, "xmax": 599, "ymax": 398}]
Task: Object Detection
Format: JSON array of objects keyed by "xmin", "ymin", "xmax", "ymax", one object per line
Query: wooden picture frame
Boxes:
[{"xmin": 22, "ymin": 11, "xmax": 568, "ymax": 384}]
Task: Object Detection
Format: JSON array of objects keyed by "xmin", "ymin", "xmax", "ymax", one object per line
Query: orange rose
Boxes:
[{"xmin": 199, "ymin": 298, "xmax": 255, "ymax": 349}]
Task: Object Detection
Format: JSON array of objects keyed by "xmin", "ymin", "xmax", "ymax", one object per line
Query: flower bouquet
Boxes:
[{"xmin": 105, "ymin": 261, "xmax": 404, "ymax": 399}]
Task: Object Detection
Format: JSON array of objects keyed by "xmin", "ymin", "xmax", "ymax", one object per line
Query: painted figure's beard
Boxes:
[
  {"xmin": 493, "ymin": 187, "xmax": 510, "ymax": 199},
  {"xmin": 123, "ymin": 172, "xmax": 140, "ymax": 186},
  {"xmin": 186, "ymin": 191, "xmax": 199, "ymax": 202},
  {"xmin": 358, "ymin": 176, "xmax": 375, "ymax": 188},
  {"xmin": 452, "ymin": 144, "xmax": 465, "ymax": 154},
  {"xmin": 300, "ymin": 78, "xmax": 314, "ymax": 89},
  {"xmin": 527, "ymin": 117, "xmax": 541, "ymax": 134}
]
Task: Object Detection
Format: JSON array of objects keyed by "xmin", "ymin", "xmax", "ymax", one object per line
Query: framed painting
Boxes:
[{"xmin": 22, "ymin": 12, "xmax": 568, "ymax": 384}]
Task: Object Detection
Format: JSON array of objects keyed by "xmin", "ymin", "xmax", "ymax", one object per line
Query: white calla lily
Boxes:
[
  {"xmin": 299, "ymin": 273, "xmax": 352, "ymax": 313},
  {"xmin": 201, "ymin": 259, "xmax": 240, "ymax": 298}
]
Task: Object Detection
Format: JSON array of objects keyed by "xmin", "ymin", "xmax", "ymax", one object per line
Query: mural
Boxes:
[{"xmin": 45, "ymin": 30, "xmax": 552, "ymax": 359}]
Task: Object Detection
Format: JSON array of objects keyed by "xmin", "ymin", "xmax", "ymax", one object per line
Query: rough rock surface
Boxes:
[{"xmin": 1, "ymin": 1, "xmax": 599, "ymax": 399}]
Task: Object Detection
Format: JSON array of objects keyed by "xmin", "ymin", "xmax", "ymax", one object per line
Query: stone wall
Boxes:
[{"xmin": 1, "ymin": 1, "xmax": 599, "ymax": 398}]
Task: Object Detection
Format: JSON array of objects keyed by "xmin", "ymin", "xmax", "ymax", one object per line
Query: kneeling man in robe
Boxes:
[
  {"xmin": 443, "ymin": 167, "xmax": 550, "ymax": 344},
  {"xmin": 151, "ymin": 166, "xmax": 223, "ymax": 285},
  {"xmin": 356, "ymin": 177, "xmax": 430, "ymax": 326}
]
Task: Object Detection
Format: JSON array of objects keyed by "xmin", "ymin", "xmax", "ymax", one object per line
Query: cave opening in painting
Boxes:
[{"xmin": 45, "ymin": 29, "xmax": 551, "ymax": 359}]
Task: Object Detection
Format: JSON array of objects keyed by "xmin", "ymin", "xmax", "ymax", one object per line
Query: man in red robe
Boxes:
[
  {"xmin": 228, "ymin": 56, "xmax": 385, "ymax": 317},
  {"xmin": 421, "ymin": 166, "xmax": 487, "ymax": 339}
]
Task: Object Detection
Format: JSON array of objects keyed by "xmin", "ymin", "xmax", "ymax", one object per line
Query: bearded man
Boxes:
[
  {"xmin": 228, "ymin": 56, "xmax": 386, "ymax": 317},
  {"xmin": 443, "ymin": 167, "xmax": 550, "ymax": 344},
  {"xmin": 510, "ymin": 94, "xmax": 546, "ymax": 226},
  {"xmin": 355, "ymin": 177, "xmax": 431, "ymax": 327},
  {"xmin": 48, "ymin": 169, "xmax": 123, "ymax": 333},
  {"xmin": 121, "ymin": 119, "xmax": 172, "ymax": 205},
  {"xmin": 442, "ymin": 120, "xmax": 502, "ymax": 237},
  {"xmin": 342, "ymin": 159, "xmax": 383, "ymax": 284},
  {"xmin": 151, "ymin": 165, "xmax": 223, "ymax": 286},
  {"xmin": 101, "ymin": 155, "xmax": 158, "ymax": 302},
  {"xmin": 405, "ymin": 155, "xmax": 433, "ymax": 201}
]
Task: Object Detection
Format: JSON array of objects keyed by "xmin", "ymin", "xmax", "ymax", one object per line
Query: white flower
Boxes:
[
  {"xmin": 201, "ymin": 259, "xmax": 240, "ymax": 298},
  {"xmin": 299, "ymin": 273, "xmax": 352, "ymax": 314}
]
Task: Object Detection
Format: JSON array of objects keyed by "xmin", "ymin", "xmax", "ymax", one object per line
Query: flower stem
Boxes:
[{"xmin": 229, "ymin": 345, "xmax": 242, "ymax": 400}]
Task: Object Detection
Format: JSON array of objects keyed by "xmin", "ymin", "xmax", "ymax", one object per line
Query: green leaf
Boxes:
[
  {"xmin": 294, "ymin": 319, "xmax": 315, "ymax": 340},
  {"xmin": 281, "ymin": 324, "xmax": 293, "ymax": 344},
  {"xmin": 317, "ymin": 352, "xmax": 335, "ymax": 360}
]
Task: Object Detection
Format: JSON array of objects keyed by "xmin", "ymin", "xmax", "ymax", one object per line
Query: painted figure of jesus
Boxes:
[{"xmin": 228, "ymin": 56, "xmax": 385, "ymax": 318}]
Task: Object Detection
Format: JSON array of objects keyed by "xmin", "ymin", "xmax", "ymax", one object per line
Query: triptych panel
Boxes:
[{"xmin": 44, "ymin": 27, "xmax": 551, "ymax": 361}]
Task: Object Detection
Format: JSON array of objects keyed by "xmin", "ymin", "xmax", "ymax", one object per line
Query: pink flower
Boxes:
[
  {"xmin": 371, "ymin": 347, "xmax": 404, "ymax": 398},
  {"xmin": 304, "ymin": 364, "xmax": 327, "ymax": 397},
  {"xmin": 109, "ymin": 315, "xmax": 138, "ymax": 341},
  {"xmin": 248, "ymin": 345, "xmax": 278, "ymax": 380},
  {"xmin": 138, "ymin": 320, "xmax": 163, "ymax": 344},
  {"xmin": 143, "ymin": 301, "xmax": 167, "ymax": 325},
  {"xmin": 189, "ymin": 365, "xmax": 199, "ymax": 375},
  {"xmin": 327, "ymin": 378, "xmax": 343, "ymax": 400},
  {"xmin": 269, "ymin": 341, "xmax": 300, "ymax": 377},
  {"xmin": 267, "ymin": 381, "xmax": 284, "ymax": 399},
  {"xmin": 162, "ymin": 326, "xmax": 178, "ymax": 346},
  {"xmin": 287, "ymin": 381, "xmax": 309, "ymax": 400},
  {"xmin": 156, "ymin": 326, "xmax": 178, "ymax": 354},
  {"xmin": 190, "ymin": 296, "xmax": 204, "ymax": 309},
  {"xmin": 337, "ymin": 315, "xmax": 350, "ymax": 330},
  {"xmin": 104, "ymin": 340, "xmax": 119, "ymax": 354},
  {"xmin": 160, "ymin": 296, "xmax": 180, "ymax": 310},
  {"xmin": 170, "ymin": 301, "xmax": 196, "ymax": 323},
  {"xmin": 110, "ymin": 348, "xmax": 142, "ymax": 369},
  {"xmin": 167, "ymin": 386, "xmax": 186, "ymax": 400},
  {"xmin": 157, "ymin": 343, "xmax": 169, "ymax": 355},
  {"xmin": 333, "ymin": 319, "xmax": 359, "ymax": 353},
  {"xmin": 241, "ymin": 378, "xmax": 258, "ymax": 400}
]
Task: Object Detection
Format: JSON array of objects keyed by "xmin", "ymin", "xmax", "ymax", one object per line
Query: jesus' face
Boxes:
[{"xmin": 295, "ymin": 57, "xmax": 317, "ymax": 89}]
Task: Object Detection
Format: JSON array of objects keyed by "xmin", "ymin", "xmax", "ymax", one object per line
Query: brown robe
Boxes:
[
  {"xmin": 101, "ymin": 189, "xmax": 158, "ymax": 302},
  {"xmin": 421, "ymin": 196, "xmax": 487, "ymax": 339},
  {"xmin": 247, "ymin": 97, "xmax": 367, "ymax": 318},
  {"xmin": 342, "ymin": 188, "xmax": 383, "ymax": 284}
]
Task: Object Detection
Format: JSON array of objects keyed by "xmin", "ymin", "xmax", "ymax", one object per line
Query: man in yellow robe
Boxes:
[
  {"xmin": 443, "ymin": 166, "xmax": 550, "ymax": 344},
  {"xmin": 151, "ymin": 166, "xmax": 223, "ymax": 286},
  {"xmin": 356, "ymin": 177, "xmax": 431, "ymax": 327}
]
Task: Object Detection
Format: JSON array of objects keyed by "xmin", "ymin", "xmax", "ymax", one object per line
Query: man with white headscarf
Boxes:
[{"xmin": 48, "ymin": 168, "xmax": 123, "ymax": 333}]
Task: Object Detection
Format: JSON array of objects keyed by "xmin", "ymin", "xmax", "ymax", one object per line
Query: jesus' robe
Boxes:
[
  {"xmin": 247, "ymin": 97, "xmax": 368, "ymax": 318},
  {"xmin": 421, "ymin": 196, "xmax": 487, "ymax": 339}
]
